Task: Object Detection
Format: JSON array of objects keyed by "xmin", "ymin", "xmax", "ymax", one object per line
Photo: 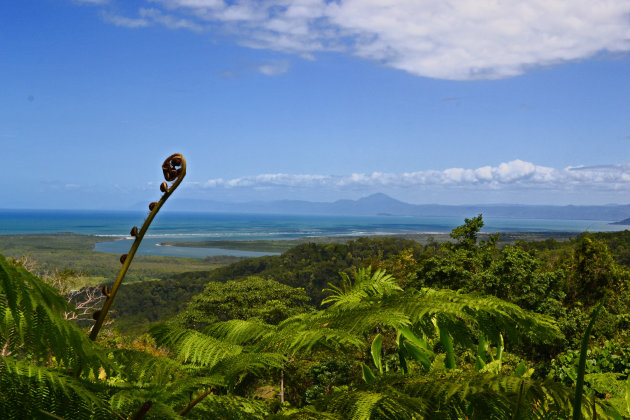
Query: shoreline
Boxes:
[
  {"xmin": 0, "ymin": 230, "xmax": 610, "ymax": 257},
  {"xmin": 156, "ymin": 231, "xmax": 581, "ymax": 253}
]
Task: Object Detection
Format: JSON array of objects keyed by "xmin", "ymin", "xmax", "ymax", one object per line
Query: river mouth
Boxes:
[{"xmin": 93, "ymin": 237, "xmax": 280, "ymax": 258}]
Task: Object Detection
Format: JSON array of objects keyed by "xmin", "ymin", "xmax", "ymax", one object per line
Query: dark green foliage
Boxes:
[
  {"xmin": 551, "ymin": 339, "xmax": 630, "ymax": 385},
  {"xmin": 110, "ymin": 275, "xmax": 209, "ymax": 334},
  {"xmin": 175, "ymin": 276, "xmax": 313, "ymax": 330},
  {"xmin": 169, "ymin": 237, "xmax": 423, "ymax": 304},
  {"xmin": 303, "ymin": 358, "xmax": 353, "ymax": 405},
  {"xmin": 450, "ymin": 214, "xmax": 485, "ymax": 250}
]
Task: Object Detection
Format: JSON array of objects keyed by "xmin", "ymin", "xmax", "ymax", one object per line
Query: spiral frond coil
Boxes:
[{"xmin": 89, "ymin": 154, "xmax": 187, "ymax": 342}]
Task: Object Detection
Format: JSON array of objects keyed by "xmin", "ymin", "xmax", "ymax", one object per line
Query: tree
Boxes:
[
  {"xmin": 175, "ymin": 276, "xmax": 313, "ymax": 330},
  {"xmin": 450, "ymin": 214, "xmax": 484, "ymax": 250}
]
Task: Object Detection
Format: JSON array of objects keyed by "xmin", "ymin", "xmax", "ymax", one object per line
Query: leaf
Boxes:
[
  {"xmin": 361, "ymin": 364, "xmax": 377, "ymax": 384},
  {"xmin": 371, "ymin": 334, "xmax": 383, "ymax": 374},
  {"xmin": 480, "ymin": 360, "xmax": 502, "ymax": 374},
  {"xmin": 437, "ymin": 319, "xmax": 456, "ymax": 370},
  {"xmin": 402, "ymin": 341, "xmax": 432, "ymax": 371},
  {"xmin": 495, "ymin": 333, "xmax": 504, "ymax": 367},
  {"xmin": 475, "ymin": 336, "xmax": 487, "ymax": 371},
  {"xmin": 573, "ymin": 302, "xmax": 603, "ymax": 420},
  {"xmin": 399, "ymin": 327, "xmax": 430, "ymax": 351},
  {"xmin": 513, "ymin": 362, "xmax": 527, "ymax": 378}
]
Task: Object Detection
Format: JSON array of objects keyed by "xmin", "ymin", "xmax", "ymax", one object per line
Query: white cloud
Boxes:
[
  {"xmin": 99, "ymin": 0, "xmax": 630, "ymax": 80},
  {"xmin": 257, "ymin": 59, "xmax": 290, "ymax": 75},
  {"xmin": 103, "ymin": 12, "xmax": 151, "ymax": 28},
  {"xmin": 103, "ymin": 8, "xmax": 204, "ymax": 31},
  {"xmin": 199, "ymin": 160, "xmax": 630, "ymax": 191},
  {"xmin": 139, "ymin": 8, "xmax": 205, "ymax": 31}
]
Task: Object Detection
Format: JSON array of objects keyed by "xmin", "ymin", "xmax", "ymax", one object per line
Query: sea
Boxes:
[{"xmin": 0, "ymin": 209, "xmax": 627, "ymax": 258}]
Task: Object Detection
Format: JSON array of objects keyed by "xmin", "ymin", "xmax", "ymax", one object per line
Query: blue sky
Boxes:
[{"xmin": 2, "ymin": 0, "xmax": 630, "ymax": 209}]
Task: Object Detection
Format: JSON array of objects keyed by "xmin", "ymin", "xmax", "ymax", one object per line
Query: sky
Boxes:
[{"xmin": 2, "ymin": 0, "xmax": 630, "ymax": 209}]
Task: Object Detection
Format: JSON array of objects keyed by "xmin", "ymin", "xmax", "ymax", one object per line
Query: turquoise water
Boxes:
[{"xmin": 0, "ymin": 209, "xmax": 626, "ymax": 258}]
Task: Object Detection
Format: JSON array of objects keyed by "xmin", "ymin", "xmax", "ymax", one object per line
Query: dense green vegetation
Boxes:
[
  {"xmin": 160, "ymin": 232, "xmax": 579, "ymax": 253},
  {"xmin": 160, "ymin": 239, "xmax": 309, "ymax": 253},
  {"xmin": 2, "ymin": 217, "xmax": 630, "ymax": 418}
]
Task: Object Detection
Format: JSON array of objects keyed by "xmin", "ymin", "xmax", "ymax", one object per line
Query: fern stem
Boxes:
[
  {"xmin": 280, "ymin": 370, "xmax": 285, "ymax": 403},
  {"xmin": 132, "ymin": 401, "xmax": 153, "ymax": 420},
  {"xmin": 38, "ymin": 409, "xmax": 66, "ymax": 420},
  {"xmin": 511, "ymin": 380, "xmax": 524, "ymax": 420},
  {"xmin": 89, "ymin": 154, "xmax": 186, "ymax": 342},
  {"xmin": 179, "ymin": 388, "xmax": 214, "ymax": 416},
  {"xmin": 572, "ymin": 302, "xmax": 603, "ymax": 420}
]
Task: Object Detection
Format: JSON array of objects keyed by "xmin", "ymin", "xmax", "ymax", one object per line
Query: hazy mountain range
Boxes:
[{"xmin": 142, "ymin": 193, "xmax": 630, "ymax": 223}]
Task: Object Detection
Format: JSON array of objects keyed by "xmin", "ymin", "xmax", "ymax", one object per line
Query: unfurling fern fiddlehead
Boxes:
[{"xmin": 89, "ymin": 153, "xmax": 186, "ymax": 342}]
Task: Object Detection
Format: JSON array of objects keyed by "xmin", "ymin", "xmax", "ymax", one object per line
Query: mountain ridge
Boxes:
[{"xmin": 141, "ymin": 193, "xmax": 630, "ymax": 222}]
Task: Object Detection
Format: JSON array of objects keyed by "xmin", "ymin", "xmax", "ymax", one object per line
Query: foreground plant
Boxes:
[{"xmin": 90, "ymin": 153, "xmax": 186, "ymax": 341}]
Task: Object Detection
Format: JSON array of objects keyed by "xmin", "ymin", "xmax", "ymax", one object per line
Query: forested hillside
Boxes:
[{"xmin": 1, "ymin": 216, "xmax": 630, "ymax": 418}]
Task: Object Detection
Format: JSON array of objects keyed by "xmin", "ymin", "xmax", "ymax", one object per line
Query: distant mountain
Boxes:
[
  {"xmin": 141, "ymin": 193, "xmax": 630, "ymax": 221},
  {"xmin": 612, "ymin": 217, "xmax": 630, "ymax": 225}
]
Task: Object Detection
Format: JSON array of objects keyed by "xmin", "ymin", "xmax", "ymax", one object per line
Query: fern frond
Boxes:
[
  {"xmin": 279, "ymin": 303, "xmax": 409, "ymax": 339},
  {"xmin": 207, "ymin": 352, "xmax": 285, "ymax": 390},
  {"xmin": 191, "ymin": 394, "xmax": 269, "ymax": 419},
  {"xmin": 322, "ymin": 267, "xmax": 401, "ymax": 307},
  {"xmin": 317, "ymin": 373, "xmax": 601, "ymax": 420},
  {"xmin": 203, "ymin": 319, "xmax": 276, "ymax": 345},
  {"xmin": 319, "ymin": 388, "xmax": 430, "ymax": 420},
  {"xmin": 0, "ymin": 356, "xmax": 110, "ymax": 419},
  {"xmin": 109, "ymin": 389, "xmax": 179, "ymax": 419},
  {"xmin": 394, "ymin": 288, "xmax": 563, "ymax": 345},
  {"xmin": 109, "ymin": 348, "xmax": 191, "ymax": 386},
  {"xmin": 149, "ymin": 323, "xmax": 242, "ymax": 367},
  {"xmin": 268, "ymin": 405, "xmax": 342, "ymax": 419},
  {"xmin": 205, "ymin": 316, "xmax": 364, "ymax": 356},
  {"xmin": 0, "ymin": 256, "xmax": 109, "ymax": 374}
]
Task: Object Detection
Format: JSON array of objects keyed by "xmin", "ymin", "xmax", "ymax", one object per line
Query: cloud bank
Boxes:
[
  {"xmin": 197, "ymin": 160, "xmax": 630, "ymax": 191},
  {"xmin": 100, "ymin": 0, "xmax": 630, "ymax": 80}
]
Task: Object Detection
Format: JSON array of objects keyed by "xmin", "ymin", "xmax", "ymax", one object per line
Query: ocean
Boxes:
[{"xmin": 0, "ymin": 209, "xmax": 626, "ymax": 258}]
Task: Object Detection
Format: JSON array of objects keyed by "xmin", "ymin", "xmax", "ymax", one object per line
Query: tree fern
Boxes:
[
  {"xmin": 318, "ymin": 373, "xmax": 617, "ymax": 420},
  {"xmin": 0, "ymin": 256, "xmax": 107, "ymax": 374},
  {"xmin": 205, "ymin": 317, "xmax": 365, "ymax": 356},
  {"xmin": 150, "ymin": 323, "xmax": 242, "ymax": 367},
  {"xmin": 268, "ymin": 405, "xmax": 342, "ymax": 419},
  {"xmin": 0, "ymin": 356, "xmax": 111, "ymax": 419},
  {"xmin": 186, "ymin": 394, "xmax": 269, "ymax": 420},
  {"xmin": 322, "ymin": 267, "xmax": 401, "ymax": 307},
  {"xmin": 392, "ymin": 288, "xmax": 563, "ymax": 345}
]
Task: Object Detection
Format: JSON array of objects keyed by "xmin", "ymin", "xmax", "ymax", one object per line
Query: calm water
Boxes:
[{"xmin": 0, "ymin": 209, "xmax": 626, "ymax": 258}]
